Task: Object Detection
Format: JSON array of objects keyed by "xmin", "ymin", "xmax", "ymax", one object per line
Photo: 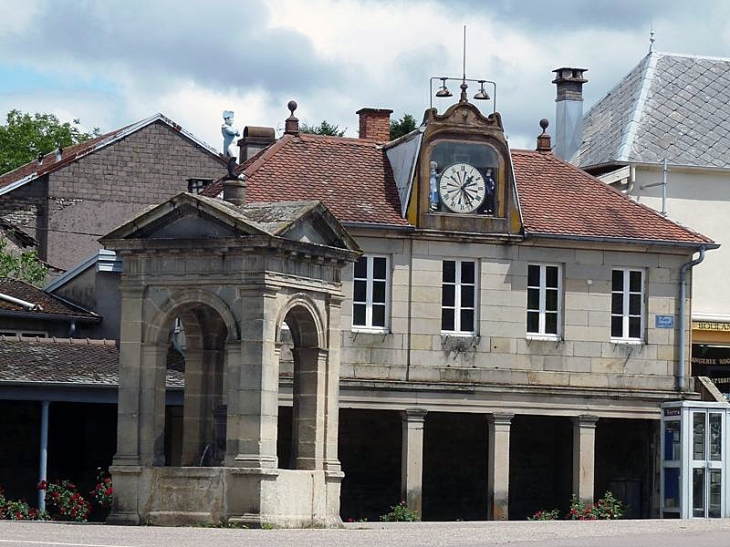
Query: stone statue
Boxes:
[{"xmin": 221, "ymin": 110, "xmax": 240, "ymax": 158}]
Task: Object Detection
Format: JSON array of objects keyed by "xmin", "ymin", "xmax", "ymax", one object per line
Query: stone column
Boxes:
[
  {"xmin": 572, "ymin": 415, "xmax": 599, "ymax": 505},
  {"xmin": 292, "ymin": 347, "xmax": 326, "ymax": 470},
  {"xmin": 401, "ymin": 408, "xmax": 427, "ymax": 517},
  {"xmin": 488, "ymin": 413, "xmax": 514, "ymax": 520},
  {"xmin": 229, "ymin": 289, "xmax": 280, "ymax": 469}
]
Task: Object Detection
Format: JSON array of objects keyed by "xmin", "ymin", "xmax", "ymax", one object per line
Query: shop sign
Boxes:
[
  {"xmin": 655, "ymin": 315, "xmax": 674, "ymax": 329},
  {"xmin": 663, "ymin": 408, "xmax": 681, "ymax": 417},
  {"xmin": 691, "ymin": 357, "xmax": 730, "ymax": 366},
  {"xmin": 692, "ymin": 321, "xmax": 730, "ymax": 332}
]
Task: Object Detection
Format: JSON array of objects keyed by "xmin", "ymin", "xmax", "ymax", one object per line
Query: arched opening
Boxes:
[
  {"xmin": 277, "ymin": 300, "xmax": 326, "ymax": 471},
  {"xmin": 152, "ymin": 301, "xmax": 230, "ymax": 467}
]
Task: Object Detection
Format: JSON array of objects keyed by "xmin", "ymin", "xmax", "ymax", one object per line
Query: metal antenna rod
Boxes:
[{"xmin": 462, "ymin": 25, "xmax": 467, "ymax": 80}]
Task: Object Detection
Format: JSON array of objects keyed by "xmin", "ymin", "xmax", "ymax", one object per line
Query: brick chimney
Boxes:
[
  {"xmin": 536, "ymin": 119, "xmax": 552, "ymax": 153},
  {"xmin": 552, "ymin": 67, "xmax": 588, "ymax": 162},
  {"xmin": 356, "ymin": 108, "xmax": 393, "ymax": 142},
  {"xmin": 238, "ymin": 126, "xmax": 276, "ymax": 163}
]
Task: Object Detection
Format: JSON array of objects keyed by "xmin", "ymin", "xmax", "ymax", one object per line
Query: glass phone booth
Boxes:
[{"xmin": 661, "ymin": 401, "xmax": 730, "ymax": 518}]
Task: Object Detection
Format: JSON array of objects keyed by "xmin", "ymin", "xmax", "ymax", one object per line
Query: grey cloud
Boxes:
[{"xmin": 1, "ymin": 0, "xmax": 343, "ymax": 97}]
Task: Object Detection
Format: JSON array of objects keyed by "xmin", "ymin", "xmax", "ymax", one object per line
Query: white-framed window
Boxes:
[
  {"xmin": 526, "ymin": 264, "xmax": 562, "ymax": 338},
  {"xmin": 352, "ymin": 255, "xmax": 389, "ymax": 331},
  {"xmin": 441, "ymin": 259, "xmax": 477, "ymax": 334},
  {"xmin": 611, "ymin": 268, "xmax": 644, "ymax": 341}
]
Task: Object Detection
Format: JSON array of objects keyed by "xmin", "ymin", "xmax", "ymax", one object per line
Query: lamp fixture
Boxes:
[
  {"xmin": 435, "ymin": 77, "xmax": 452, "ymax": 98},
  {"xmin": 473, "ymin": 80, "xmax": 490, "ymax": 101}
]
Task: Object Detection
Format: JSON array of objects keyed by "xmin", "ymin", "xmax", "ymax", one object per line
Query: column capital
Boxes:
[
  {"xmin": 572, "ymin": 414, "xmax": 599, "ymax": 428},
  {"xmin": 488, "ymin": 412, "xmax": 515, "ymax": 426},
  {"xmin": 402, "ymin": 408, "xmax": 428, "ymax": 423}
]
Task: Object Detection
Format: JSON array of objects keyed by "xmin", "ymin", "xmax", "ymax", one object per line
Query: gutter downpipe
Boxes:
[{"xmin": 678, "ymin": 246, "xmax": 706, "ymax": 392}]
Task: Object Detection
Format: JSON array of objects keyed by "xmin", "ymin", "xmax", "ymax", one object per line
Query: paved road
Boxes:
[{"xmin": 3, "ymin": 519, "xmax": 730, "ymax": 547}]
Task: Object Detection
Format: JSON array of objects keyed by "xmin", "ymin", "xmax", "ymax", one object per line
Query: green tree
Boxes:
[
  {"xmin": 390, "ymin": 113, "xmax": 418, "ymax": 140},
  {"xmin": 0, "ymin": 110, "xmax": 100, "ymax": 175},
  {"xmin": 0, "ymin": 238, "xmax": 48, "ymax": 287},
  {"xmin": 300, "ymin": 120, "xmax": 346, "ymax": 137}
]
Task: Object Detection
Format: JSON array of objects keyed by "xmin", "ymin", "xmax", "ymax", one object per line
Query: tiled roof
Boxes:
[
  {"xmin": 577, "ymin": 52, "xmax": 730, "ymax": 169},
  {"xmin": 203, "ymin": 134, "xmax": 408, "ymax": 227},
  {"xmin": 0, "ymin": 336, "xmax": 183, "ymax": 388},
  {"xmin": 205, "ymin": 130, "xmax": 712, "ymax": 246},
  {"xmin": 0, "ymin": 114, "xmax": 224, "ymax": 194},
  {"xmin": 0, "ymin": 278, "xmax": 100, "ymax": 320},
  {"xmin": 513, "ymin": 149, "xmax": 713, "ymax": 245}
]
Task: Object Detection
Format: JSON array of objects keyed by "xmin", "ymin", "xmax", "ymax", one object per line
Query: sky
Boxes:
[{"xmin": 1, "ymin": 0, "xmax": 730, "ymax": 153}]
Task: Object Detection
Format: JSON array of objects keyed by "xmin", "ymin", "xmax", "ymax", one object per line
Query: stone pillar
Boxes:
[
  {"xmin": 323, "ymin": 293, "xmax": 345, "ymax": 526},
  {"xmin": 113, "ymin": 283, "xmax": 145, "ymax": 467},
  {"xmin": 229, "ymin": 289, "xmax": 280, "ymax": 469},
  {"xmin": 292, "ymin": 347, "xmax": 326, "ymax": 470},
  {"xmin": 572, "ymin": 415, "xmax": 599, "ymax": 505},
  {"xmin": 401, "ymin": 408, "xmax": 427, "ymax": 517},
  {"xmin": 181, "ymin": 348, "xmax": 204, "ymax": 466},
  {"xmin": 488, "ymin": 413, "xmax": 513, "ymax": 520},
  {"xmin": 138, "ymin": 342, "xmax": 168, "ymax": 466}
]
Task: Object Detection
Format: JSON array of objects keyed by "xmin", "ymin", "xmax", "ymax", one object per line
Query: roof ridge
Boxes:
[
  {"xmin": 617, "ymin": 52, "xmax": 657, "ymax": 162},
  {"xmin": 0, "ymin": 335, "xmax": 117, "ymax": 345}
]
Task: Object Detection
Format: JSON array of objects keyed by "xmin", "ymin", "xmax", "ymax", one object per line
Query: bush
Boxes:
[
  {"xmin": 527, "ymin": 508, "xmax": 560, "ymax": 521},
  {"xmin": 40, "ymin": 479, "xmax": 91, "ymax": 522},
  {"xmin": 530, "ymin": 491, "xmax": 625, "ymax": 521},
  {"xmin": 0, "ymin": 487, "xmax": 44, "ymax": 520},
  {"xmin": 380, "ymin": 500, "xmax": 420, "ymax": 522},
  {"xmin": 90, "ymin": 469, "xmax": 113, "ymax": 508}
]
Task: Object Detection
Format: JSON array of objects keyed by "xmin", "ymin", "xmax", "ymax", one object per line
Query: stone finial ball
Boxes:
[
  {"xmin": 288, "ymin": 100, "xmax": 298, "ymax": 114},
  {"xmin": 539, "ymin": 118, "xmax": 549, "ymax": 130}
]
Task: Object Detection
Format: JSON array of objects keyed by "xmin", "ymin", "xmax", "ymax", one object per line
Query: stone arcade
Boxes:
[{"xmin": 101, "ymin": 192, "xmax": 359, "ymax": 527}]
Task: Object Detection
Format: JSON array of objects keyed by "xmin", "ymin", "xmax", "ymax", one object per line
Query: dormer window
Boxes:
[{"xmin": 429, "ymin": 141, "xmax": 501, "ymax": 215}]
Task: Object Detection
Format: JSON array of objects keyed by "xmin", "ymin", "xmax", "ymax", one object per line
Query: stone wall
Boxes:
[{"xmin": 340, "ymin": 233, "xmax": 689, "ymax": 412}]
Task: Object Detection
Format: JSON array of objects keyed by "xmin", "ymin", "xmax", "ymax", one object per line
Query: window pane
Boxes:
[
  {"xmin": 354, "ymin": 257, "xmax": 367, "ymax": 278},
  {"xmin": 545, "ymin": 313, "xmax": 558, "ymax": 334},
  {"xmin": 372, "ymin": 305, "xmax": 385, "ymax": 327},
  {"xmin": 373, "ymin": 281, "xmax": 386, "ymax": 303},
  {"xmin": 629, "ymin": 317, "xmax": 641, "ymax": 338},
  {"xmin": 353, "ymin": 280, "xmax": 367, "ymax": 302},
  {"xmin": 528, "ymin": 265, "xmax": 540, "ymax": 287},
  {"xmin": 353, "ymin": 304, "xmax": 366, "ymax": 326},
  {"xmin": 693, "ymin": 468, "xmax": 705, "ymax": 517},
  {"xmin": 545, "ymin": 289, "xmax": 558, "ymax": 311},
  {"xmin": 611, "ymin": 316, "xmax": 623, "ymax": 337},
  {"xmin": 443, "ymin": 261, "xmax": 455, "ymax": 282},
  {"xmin": 693, "ymin": 412, "xmax": 706, "ymax": 460},
  {"xmin": 373, "ymin": 257, "xmax": 387, "ymax": 280},
  {"xmin": 527, "ymin": 312, "xmax": 539, "ymax": 333},
  {"xmin": 629, "ymin": 294, "xmax": 641, "ymax": 316},
  {"xmin": 442, "ymin": 309, "xmax": 455, "ymax": 331},
  {"xmin": 460, "ymin": 309, "xmax": 474, "ymax": 332},
  {"xmin": 546, "ymin": 266, "xmax": 558, "ymax": 288},
  {"xmin": 442, "ymin": 284, "xmax": 455, "ymax": 306},
  {"xmin": 710, "ymin": 413, "xmax": 722, "ymax": 461},
  {"xmin": 629, "ymin": 271, "xmax": 642, "ymax": 292},
  {"xmin": 461, "ymin": 261, "xmax": 475, "ymax": 284},
  {"xmin": 461, "ymin": 286, "xmax": 474, "ymax": 307},
  {"xmin": 611, "ymin": 293, "xmax": 623, "ymax": 315},
  {"xmin": 527, "ymin": 288, "xmax": 539, "ymax": 310},
  {"xmin": 612, "ymin": 270, "xmax": 623, "ymax": 291}
]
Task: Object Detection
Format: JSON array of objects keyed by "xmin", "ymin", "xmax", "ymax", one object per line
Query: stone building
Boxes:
[
  {"xmin": 0, "ymin": 88, "xmax": 715, "ymax": 525},
  {"xmin": 553, "ymin": 52, "xmax": 730, "ymax": 397},
  {"xmin": 0, "ymin": 113, "xmax": 226, "ymax": 271}
]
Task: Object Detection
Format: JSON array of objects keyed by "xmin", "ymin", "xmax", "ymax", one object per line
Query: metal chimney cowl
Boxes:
[{"xmin": 552, "ymin": 67, "xmax": 588, "ymax": 162}]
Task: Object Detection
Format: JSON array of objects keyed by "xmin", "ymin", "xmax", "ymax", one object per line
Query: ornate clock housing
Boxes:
[{"xmin": 438, "ymin": 162, "xmax": 486, "ymax": 213}]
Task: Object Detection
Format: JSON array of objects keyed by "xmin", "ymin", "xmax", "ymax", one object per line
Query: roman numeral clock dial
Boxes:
[{"xmin": 438, "ymin": 162, "xmax": 487, "ymax": 214}]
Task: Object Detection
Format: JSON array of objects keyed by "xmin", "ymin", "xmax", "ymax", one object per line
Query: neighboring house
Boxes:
[
  {"xmin": 175, "ymin": 98, "xmax": 711, "ymax": 522},
  {"xmin": 555, "ymin": 52, "xmax": 730, "ymax": 395},
  {"xmin": 0, "ymin": 114, "xmax": 227, "ymax": 271}
]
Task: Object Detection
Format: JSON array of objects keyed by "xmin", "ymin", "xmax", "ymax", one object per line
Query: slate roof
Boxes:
[
  {"xmin": 0, "ymin": 113, "xmax": 225, "ymax": 195},
  {"xmin": 0, "ymin": 278, "xmax": 100, "ymax": 320},
  {"xmin": 513, "ymin": 150, "xmax": 713, "ymax": 245},
  {"xmin": 204, "ymin": 129, "xmax": 712, "ymax": 247},
  {"xmin": 203, "ymin": 133, "xmax": 408, "ymax": 227},
  {"xmin": 577, "ymin": 51, "xmax": 730, "ymax": 169},
  {"xmin": 0, "ymin": 336, "xmax": 184, "ymax": 388}
]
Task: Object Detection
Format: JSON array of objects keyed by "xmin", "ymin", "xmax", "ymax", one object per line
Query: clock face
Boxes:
[{"xmin": 438, "ymin": 162, "xmax": 486, "ymax": 213}]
